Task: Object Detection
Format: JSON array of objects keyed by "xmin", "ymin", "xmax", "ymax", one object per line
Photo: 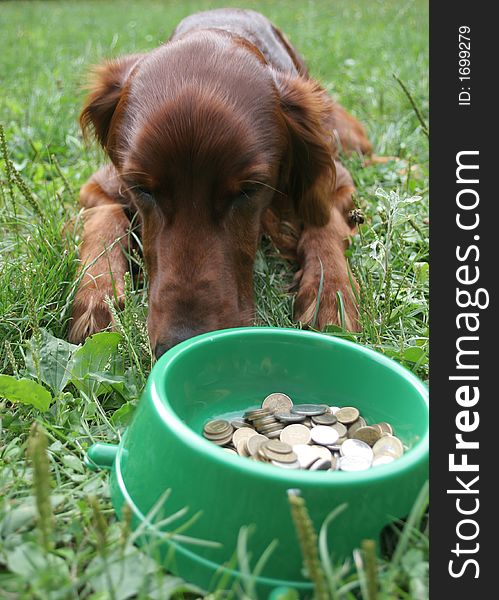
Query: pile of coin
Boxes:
[{"xmin": 202, "ymin": 393, "xmax": 405, "ymax": 472}]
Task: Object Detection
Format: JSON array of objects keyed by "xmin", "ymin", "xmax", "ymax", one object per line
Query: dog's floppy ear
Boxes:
[
  {"xmin": 80, "ymin": 54, "xmax": 143, "ymax": 159},
  {"xmin": 273, "ymin": 70, "xmax": 336, "ymax": 227}
]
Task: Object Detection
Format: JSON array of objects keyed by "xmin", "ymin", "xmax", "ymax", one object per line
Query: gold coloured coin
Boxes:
[
  {"xmin": 347, "ymin": 417, "xmax": 366, "ymax": 437},
  {"xmin": 244, "ymin": 409, "xmax": 271, "ymax": 420},
  {"xmin": 351, "ymin": 426, "xmax": 382, "ymax": 446},
  {"xmin": 203, "ymin": 428, "xmax": 234, "ymax": 441},
  {"xmin": 265, "ymin": 440, "xmax": 293, "ymax": 454},
  {"xmin": 336, "ymin": 407, "xmax": 360, "ymax": 425},
  {"xmin": 378, "ymin": 422, "xmax": 394, "ymax": 436},
  {"xmin": 210, "ymin": 433, "xmax": 234, "ymax": 446},
  {"xmin": 260, "ymin": 445, "xmax": 297, "ymax": 463},
  {"xmin": 204, "ymin": 419, "xmax": 232, "ymax": 435},
  {"xmin": 253, "ymin": 416, "xmax": 278, "ymax": 428},
  {"xmin": 258, "ymin": 422, "xmax": 284, "ymax": 434},
  {"xmin": 236, "ymin": 438, "xmax": 250, "ymax": 456},
  {"xmin": 266, "ymin": 429, "xmax": 285, "ymax": 439},
  {"xmin": 331, "ymin": 422, "xmax": 348, "ymax": 438},
  {"xmin": 247, "ymin": 434, "xmax": 269, "ymax": 456}
]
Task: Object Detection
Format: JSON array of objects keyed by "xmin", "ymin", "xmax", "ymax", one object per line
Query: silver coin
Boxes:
[
  {"xmin": 312, "ymin": 413, "xmax": 338, "ymax": 426},
  {"xmin": 271, "ymin": 459, "xmax": 301, "ymax": 469},
  {"xmin": 274, "ymin": 412, "xmax": 307, "ymax": 424},
  {"xmin": 338, "ymin": 455, "xmax": 372, "ymax": 471},
  {"xmin": 310, "ymin": 425, "xmax": 339, "ymax": 446},
  {"xmin": 231, "ymin": 418, "xmax": 250, "ymax": 429},
  {"xmin": 330, "ymin": 453, "xmax": 339, "ymax": 470},
  {"xmin": 292, "ymin": 444, "xmax": 319, "ymax": 469},
  {"xmin": 329, "ymin": 406, "xmax": 341, "ymax": 414},
  {"xmin": 340, "ymin": 438, "xmax": 374, "ymax": 462},
  {"xmin": 266, "ymin": 429, "xmax": 285, "ymax": 439},
  {"xmin": 262, "ymin": 393, "xmax": 293, "ymax": 413},
  {"xmin": 291, "ymin": 404, "xmax": 328, "ymax": 416},
  {"xmin": 232, "ymin": 427, "xmax": 258, "ymax": 446},
  {"xmin": 326, "ymin": 444, "xmax": 342, "ymax": 452},
  {"xmin": 372, "ymin": 435, "xmax": 404, "ymax": 458},
  {"xmin": 223, "ymin": 448, "xmax": 238, "ymax": 455},
  {"xmin": 372, "ymin": 454, "xmax": 396, "ymax": 467},
  {"xmin": 280, "ymin": 424, "xmax": 311, "ymax": 445},
  {"xmin": 310, "ymin": 445, "xmax": 332, "ymax": 461}
]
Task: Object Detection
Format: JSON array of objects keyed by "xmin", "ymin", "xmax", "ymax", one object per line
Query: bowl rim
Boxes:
[{"xmin": 149, "ymin": 326, "xmax": 429, "ymax": 486}]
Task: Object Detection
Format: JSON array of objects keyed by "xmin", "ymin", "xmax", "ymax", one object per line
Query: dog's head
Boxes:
[{"xmin": 80, "ymin": 31, "xmax": 336, "ymax": 356}]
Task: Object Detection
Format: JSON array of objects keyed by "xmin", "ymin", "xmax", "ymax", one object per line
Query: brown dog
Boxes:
[{"xmin": 69, "ymin": 8, "xmax": 372, "ymax": 357}]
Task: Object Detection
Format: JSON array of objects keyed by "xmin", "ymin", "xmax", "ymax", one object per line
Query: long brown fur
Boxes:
[{"xmin": 70, "ymin": 8, "xmax": 372, "ymax": 355}]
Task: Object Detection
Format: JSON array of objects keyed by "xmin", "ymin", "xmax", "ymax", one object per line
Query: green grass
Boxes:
[{"xmin": 0, "ymin": 1, "xmax": 428, "ymax": 598}]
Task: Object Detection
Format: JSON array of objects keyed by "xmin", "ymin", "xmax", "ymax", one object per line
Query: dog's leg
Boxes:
[
  {"xmin": 69, "ymin": 165, "xmax": 132, "ymax": 343},
  {"xmin": 293, "ymin": 161, "xmax": 360, "ymax": 331}
]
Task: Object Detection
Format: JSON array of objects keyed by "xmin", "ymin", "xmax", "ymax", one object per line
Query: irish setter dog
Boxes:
[{"xmin": 69, "ymin": 8, "xmax": 372, "ymax": 357}]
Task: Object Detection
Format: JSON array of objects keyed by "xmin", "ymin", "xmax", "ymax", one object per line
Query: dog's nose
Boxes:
[{"xmin": 154, "ymin": 328, "xmax": 201, "ymax": 358}]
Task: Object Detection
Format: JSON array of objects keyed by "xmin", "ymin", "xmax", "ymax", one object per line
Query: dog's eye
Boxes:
[
  {"xmin": 232, "ymin": 187, "xmax": 257, "ymax": 206},
  {"xmin": 134, "ymin": 186, "xmax": 155, "ymax": 204}
]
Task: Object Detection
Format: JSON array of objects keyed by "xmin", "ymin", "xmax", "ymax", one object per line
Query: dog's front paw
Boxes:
[
  {"xmin": 293, "ymin": 270, "xmax": 360, "ymax": 332},
  {"xmin": 68, "ymin": 280, "xmax": 124, "ymax": 344}
]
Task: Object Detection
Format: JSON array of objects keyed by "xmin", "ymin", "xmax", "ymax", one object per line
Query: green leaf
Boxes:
[
  {"xmin": 403, "ymin": 346, "xmax": 427, "ymax": 364},
  {"xmin": 6, "ymin": 542, "xmax": 48, "ymax": 577},
  {"xmin": 86, "ymin": 546, "xmax": 203, "ymax": 600},
  {"xmin": 84, "ymin": 371, "xmax": 126, "ymax": 394},
  {"xmin": 110, "ymin": 402, "xmax": 136, "ymax": 427},
  {"xmin": 0, "ymin": 375, "xmax": 53, "ymax": 411},
  {"xmin": 69, "ymin": 332, "xmax": 121, "ymax": 396},
  {"xmin": 25, "ymin": 328, "xmax": 77, "ymax": 394},
  {"xmin": 61, "ymin": 454, "xmax": 85, "ymax": 474},
  {"xmin": 7, "ymin": 541, "xmax": 68, "ymax": 578},
  {"xmin": 324, "ymin": 324, "xmax": 358, "ymax": 342}
]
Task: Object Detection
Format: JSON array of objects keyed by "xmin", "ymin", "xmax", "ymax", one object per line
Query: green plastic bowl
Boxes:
[{"xmin": 86, "ymin": 327, "xmax": 428, "ymax": 593}]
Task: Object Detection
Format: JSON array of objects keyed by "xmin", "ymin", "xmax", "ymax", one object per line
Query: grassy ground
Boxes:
[{"xmin": 0, "ymin": 1, "xmax": 429, "ymax": 598}]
